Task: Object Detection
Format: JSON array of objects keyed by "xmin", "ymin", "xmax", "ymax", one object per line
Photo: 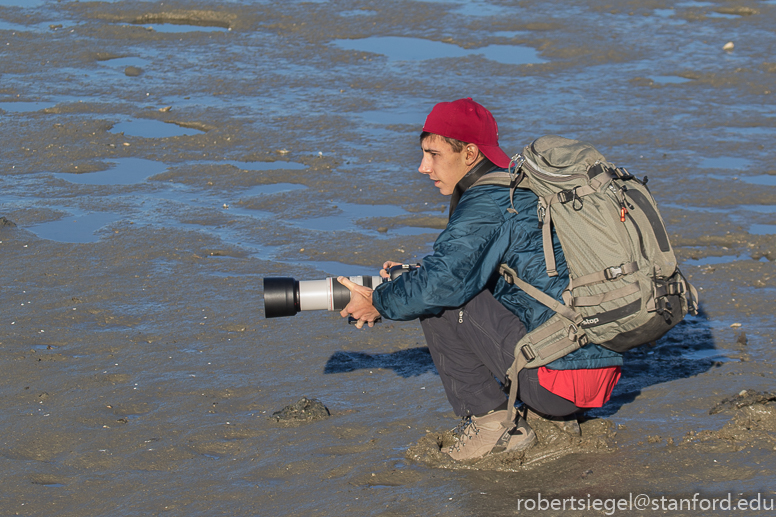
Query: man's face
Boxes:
[{"xmin": 418, "ymin": 134, "xmax": 470, "ymax": 196}]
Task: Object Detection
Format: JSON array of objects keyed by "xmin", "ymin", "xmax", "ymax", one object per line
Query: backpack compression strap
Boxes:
[
  {"xmin": 501, "ymin": 315, "xmax": 587, "ymax": 429},
  {"xmin": 498, "ymin": 264, "xmax": 582, "ymax": 324}
]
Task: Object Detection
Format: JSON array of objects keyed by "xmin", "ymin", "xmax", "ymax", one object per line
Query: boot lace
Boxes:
[{"xmin": 448, "ymin": 417, "xmax": 479, "ymax": 453}]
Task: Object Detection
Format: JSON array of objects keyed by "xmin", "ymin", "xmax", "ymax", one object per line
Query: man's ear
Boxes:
[{"xmin": 464, "ymin": 144, "xmax": 481, "ymax": 166}]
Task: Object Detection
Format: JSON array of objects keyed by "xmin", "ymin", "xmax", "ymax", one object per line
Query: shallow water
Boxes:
[{"xmin": 1, "ymin": 0, "xmax": 776, "ymax": 515}]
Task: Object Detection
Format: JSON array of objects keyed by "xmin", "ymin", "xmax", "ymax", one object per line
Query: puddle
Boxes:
[
  {"xmin": 492, "ymin": 31, "xmax": 532, "ymax": 38},
  {"xmin": 332, "ymin": 36, "xmax": 545, "ymax": 66},
  {"xmin": 98, "ymin": 57, "xmax": 152, "ymax": 69},
  {"xmin": 389, "ymin": 226, "xmax": 439, "ymax": 236},
  {"xmin": 707, "ymin": 12, "xmax": 740, "ymax": 19},
  {"xmin": 339, "ymin": 10, "xmax": 377, "ymax": 17},
  {"xmin": 240, "ymin": 183, "xmax": 307, "ymax": 196},
  {"xmin": 750, "ymin": 224, "xmax": 776, "ymax": 235},
  {"xmin": 417, "ymin": 0, "xmax": 516, "ymax": 17},
  {"xmin": 223, "ymin": 161, "xmax": 306, "ymax": 172},
  {"xmin": 28, "ymin": 212, "xmax": 122, "ymax": 243},
  {"xmin": 651, "ymin": 76, "xmax": 693, "ymax": 84},
  {"xmin": 676, "ymin": 1, "xmax": 715, "ymax": 7},
  {"xmin": 653, "ymin": 9, "xmax": 676, "ymax": 18},
  {"xmin": 0, "ymin": 21, "xmax": 25, "ymax": 31},
  {"xmin": 682, "ymin": 254, "xmax": 769, "ymax": 266},
  {"xmin": 682, "ymin": 255, "xmax": 748, "ymax": 267},
  {"xmin": 0, "ymin": 101, "xmax": 58, "ymax": 113},
  {"xmin": 292, "ymin": 202, "xmax": 408, "ymax": 232},
  {"xmin": 705, "ymin": 174, "xmax": 776, "ymax": 187},
  {"xmin": 356, "ymin": 109, "xmax": 427, "ymax": 126},
  {"xmin": 52, "ymin": 158, "xmax": 169, "ymax": 185},
  {"xmin": 301, "ymin": 261, "xmax": 381, "ymax": 278},
  {"xmin": 448, "ymin": 0, "xmax": 510, "ymax": 17},
  {"xmin": 723, "ymin": 126, "xmax": 776, "ymax": 136},
  {"xmin": 0, "ymin": 19, "xmax": 77, "ymax": 32},
  {"xmin": 680, "ymin": 348, "xmax": 730, "ymax": 362},
  {"xmin": 699, "ymin": 156, "xmax": 751, "ymax": 170},
  {"xmin": 187, "ymin": 160, "xmax": 306, "ymax": 172},
  {"xmin": 738, "ymin": 175, "xmax": 776, "ymax": 187},
  {"xmin": 0, "ymin": 0, "xmax": 44, "ymax": 6},
  {"xmin": 741, "ymin": 205, "xmax": 776, "ymax": 214},
  {"xmin": 110, "ymin": 119, "xmax": 206, "ymax": 138}
]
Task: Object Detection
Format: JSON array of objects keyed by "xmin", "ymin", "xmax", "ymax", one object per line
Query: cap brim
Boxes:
[{"xmin": 479, "ymin": 145, "xmax": 512, "ymax": 169}]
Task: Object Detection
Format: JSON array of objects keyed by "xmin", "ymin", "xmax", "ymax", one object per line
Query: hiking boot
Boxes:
[
  {"xmin": 525, "ymin": 407, "xmax": 581, "ymax": 437},
  {"xmin": 446, "ymin": 410, "xmax": 536, "ymax": 461}
]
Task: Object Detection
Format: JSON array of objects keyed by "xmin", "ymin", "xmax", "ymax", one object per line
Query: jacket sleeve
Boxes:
[{"xmin": 373, "ymin": 188, "xmax": 510, "ymax": 321}]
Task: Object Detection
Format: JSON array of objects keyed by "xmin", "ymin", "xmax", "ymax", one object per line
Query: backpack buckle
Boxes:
[
  {"xmin": 520, "ymin": 344, "xmax": 536, "ymax": 362},
  {"xmin": 558, "ymin": 189, "xmax": 583, "ymax": 211},
  {"xmin": 604, "ymin": 265, "xmax": 624, "ymax": 280},
  {"xmin": 656, "ymin": 297, "xmax": 673, "ymax": 321},
  {"xmin": 557, "ymin": 189, "xmax": 575, "ymax": 204},
  {"xmin": 568, "ymin": 324, "xmax": 588, "ymax": 346},
  {"xmin": 666, "ymin": 281, "xmax": 686, "ymax": 296},
  {"xmin": 509, "ymin": 154, "xmax": 525, "ymax": 175},
  {"xmin": 536, "ymin": 204, "xmax": 547, "ymax": 225}
]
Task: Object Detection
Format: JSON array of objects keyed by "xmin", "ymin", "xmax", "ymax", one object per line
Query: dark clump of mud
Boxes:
[
  {"xmin": 666, "ymin": 391, "xmax": 776, "ymax": 458},
  {"xmin": 270, "ymin": 396, "xmax": 331, "ymax": 426},
  {"xmin": 407, "ymin": 411, "xmax": 615, "ymax": 472},
  {"xmin": 123, "ymin": 66, "xmax": 143, "ymax": 77},
  {"xmin": 709, "ymin": 389, "xmax": 776, "ymax": 415}
]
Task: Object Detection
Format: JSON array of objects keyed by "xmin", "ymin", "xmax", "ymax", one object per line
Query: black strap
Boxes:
[{"xmin": 449, "ymin": 158, "xmax": 498, "ymax": 218}]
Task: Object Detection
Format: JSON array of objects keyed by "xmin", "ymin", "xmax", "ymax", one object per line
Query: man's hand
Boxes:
[
  {"xmin": 379, "ymin": 260, "xmax": 404, "ymax": 279},
  {"xmin": 337, "ymin": 276, "xmax": 382, "ymax": 329}
]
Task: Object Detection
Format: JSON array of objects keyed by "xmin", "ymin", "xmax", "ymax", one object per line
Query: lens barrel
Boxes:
[
  {"xmin": 263, "ymin": 267, "xmax": 416, "ymax": 319},
  {"xmin": 263, "ymin": 277, "xmax": 299, "ymax": 318}
]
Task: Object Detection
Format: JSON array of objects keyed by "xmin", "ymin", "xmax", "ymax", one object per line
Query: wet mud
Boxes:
[
  {"xmin": 407, "ymin": 412, "xmax": 617, "ymax": 472},
  {"xmin": 2, "ymin": 0, "xmax": 776, "ymax": 515},
  {"xmin": 271, "ymin": 396, "xmax": 331, "ymax": 426}
]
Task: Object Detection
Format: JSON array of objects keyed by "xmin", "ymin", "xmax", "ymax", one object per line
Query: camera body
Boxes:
[{"xmin": 263, "ymin": 264, "xmax": 417, "ymax": 319}]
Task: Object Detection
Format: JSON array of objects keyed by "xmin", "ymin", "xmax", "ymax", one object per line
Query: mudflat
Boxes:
[{"xmin": 1, "ymin": 0, "xmax": 775, "ymax": 515}]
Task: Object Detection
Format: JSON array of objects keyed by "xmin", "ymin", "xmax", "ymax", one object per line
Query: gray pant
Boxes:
[{"xmin": 420, "ymin": 289, "xmax": 581, "ymax": 418}]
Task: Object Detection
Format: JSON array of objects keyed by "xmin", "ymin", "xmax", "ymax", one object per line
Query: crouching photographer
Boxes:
[{"xmin": 337, "ymin": 98, "xmax": 622, "ymax": 461}]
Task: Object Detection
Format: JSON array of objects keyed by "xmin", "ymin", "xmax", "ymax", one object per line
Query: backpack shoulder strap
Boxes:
[{"xmin": 471, "ymin": 156, "xmax": 529, "ymax": 213}]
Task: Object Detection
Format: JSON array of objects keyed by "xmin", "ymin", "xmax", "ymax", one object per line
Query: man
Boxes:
[{"xmin": 338, "ymin": 98, "xmax": 622, "ymax": 461}]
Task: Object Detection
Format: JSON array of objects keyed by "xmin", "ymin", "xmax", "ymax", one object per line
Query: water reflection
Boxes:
[
  {"xmin": 739, "ymin": 175, "xmax": 776, "ymax": 187},
  {"xmin": 0, "ymin": 101, "xmax": 58, "ymax": 112},
  {"xmin": 53, "ymin": 158, "xmax": 168, "ymax": 185},
  {"xmin": 111, "ymin": 119, "xmax": 206, "ymax": 138},
  {"xmin": 241, "ymin": 183, "xmax": 307, "ymax": 196},
  {"xmin": 699, "ymin": 156, "xmax": 751, "ymax": 169},
  {"xmin": 98, "ymin": 57, "xmax": 151, "ymax": 69},
  {"xmin": 30, "ymin": 212, "xmax": 122, "ymax": 243},
  {"xmin": 750, "ymin": 224, "xmax": 776, "ymax": 235},
  {"xmin": 651, "ymin": 76, "xmax": 693, "ymax": 84},
  {"xmin": 332, "ymin": 36, "xmax": 545, "ymax": 66}
]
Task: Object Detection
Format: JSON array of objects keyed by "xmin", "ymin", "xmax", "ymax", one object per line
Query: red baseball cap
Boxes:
[{"xmin": 422, "ymin": 98, "xmax": 511, "ymax": 168}]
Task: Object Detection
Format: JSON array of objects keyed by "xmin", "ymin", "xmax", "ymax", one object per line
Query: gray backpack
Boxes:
[{"xmin": 473, "ymin": 135, "xmax": 699, "ymax": 425}]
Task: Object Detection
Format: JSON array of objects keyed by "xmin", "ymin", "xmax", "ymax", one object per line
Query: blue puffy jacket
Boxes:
[{"xmin": 372, "ymin": 171, "xmax": 622, "ymax": 370}]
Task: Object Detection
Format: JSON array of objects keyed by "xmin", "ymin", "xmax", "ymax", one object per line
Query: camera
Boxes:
[{"xmin": 263, "ymin": 264, "xmax": 417, "ymax": 319}]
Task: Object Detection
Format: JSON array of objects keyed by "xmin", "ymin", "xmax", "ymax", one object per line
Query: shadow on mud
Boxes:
[
  {"xmin": 591, "ymin": 308, "xmax": 719, "ymax": 418},
  {"xmin": 324, "ymin": 309, "xmax": 718, "ymax": 414},
  {"xmin": 323, "ymin": 346, "xmax": 435, "ymax": 378}
]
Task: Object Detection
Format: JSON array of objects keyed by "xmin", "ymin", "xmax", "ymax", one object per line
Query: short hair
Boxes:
[{"xmin": 419, "ymin": 131, "xmax": 467, "ymax": 153}]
